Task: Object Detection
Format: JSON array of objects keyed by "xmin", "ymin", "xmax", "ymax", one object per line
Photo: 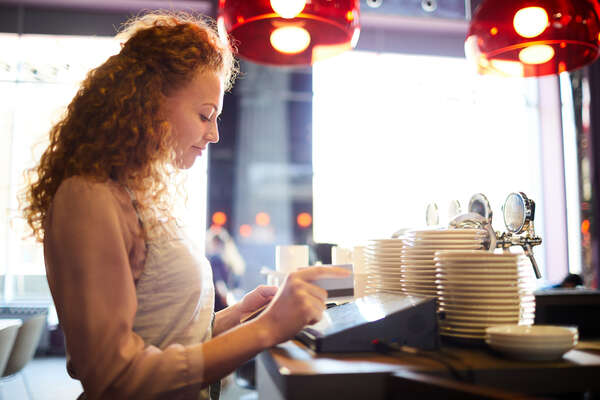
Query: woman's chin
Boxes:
[{"xmin": 176, "ymin": 157, "xmax": 196, "ymax": 170}]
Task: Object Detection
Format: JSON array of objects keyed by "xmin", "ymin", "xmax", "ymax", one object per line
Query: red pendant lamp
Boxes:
[
  {"xmin": 218, "ymin": 0, "xmax": 360, "ymax": 66},
  {"xmin": 465, "ymin": 0, "xmax": 600, "ymax": 77}
]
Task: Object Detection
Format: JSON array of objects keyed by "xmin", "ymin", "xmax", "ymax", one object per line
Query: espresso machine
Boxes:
[{"xmin": 449, "ymin": 192, "xmax": 543, "ymax": 279}]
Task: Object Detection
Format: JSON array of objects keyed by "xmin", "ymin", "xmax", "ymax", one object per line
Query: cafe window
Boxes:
[
  {"xmin": 312, "ymin": 50, "xmax": 558, "ymax": 285},
  {"xmin": 0, "ymin": 33, "xmax": 208, "ymax": 302}
]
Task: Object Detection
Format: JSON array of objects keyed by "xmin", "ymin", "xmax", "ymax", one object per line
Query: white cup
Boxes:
[
  {"xmin": 352, "ymin": 246, "xmax": 367, "ymax": 298},
  {"xmin": 332, "ymin": 246, "xmax": 353, "ymax": 265},
  {"xmin": 352, "ymin": 246, "xmax": 366, "ymax": 273},
  {"xmin": 276, "ymin": 245, "xmax": 309, "ymax": 273}
]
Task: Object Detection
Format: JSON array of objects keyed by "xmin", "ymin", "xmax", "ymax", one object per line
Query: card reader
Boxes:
[{"xmin": 296, "ymin": 292, "xmax": 438, "ymax": 352}]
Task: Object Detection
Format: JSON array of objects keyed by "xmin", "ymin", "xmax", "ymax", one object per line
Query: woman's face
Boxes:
[{"xmin": 163, "ymin": 70, "xmax": 225, "ymax": 169}]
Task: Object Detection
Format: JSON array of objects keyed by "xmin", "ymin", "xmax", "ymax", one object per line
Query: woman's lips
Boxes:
[{"xmin": 192, "ymin": 145, "xmax": 205, "ymax": 154}]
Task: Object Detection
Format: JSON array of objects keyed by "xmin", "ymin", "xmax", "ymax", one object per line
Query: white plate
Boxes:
[
  {"xmin": 437, "ymin": 287, "xmax": 535, "ymax": 295},
  {"xmin": 435, "ymin": 253, "xmax": 527, "ymax": 261},
  {"xmin": 485, "ymin": 325, "xmax": 577, "ymax": 340},
  {"xmin": 366, "ymin": 276, "xmax": 403, "ymax": 282},
  {"xmin": 404, "ymin": 229, "xmax": 488, "ymax": 236},
  {"xmin": 434, "ymin": 254, "xmax": 528, "ymax": 260},
  {"xmin": 404, "ymin": 291, "xmax": 438, "ymax": 297},
  {"xmin": 366, "ymin": 243, "xmax": 408, "ymax": 249},
  {"xmin": 368, "ymin": 266, "xmax": 406, "ymax": 272},
  {"xmin": 486, "ymin": 341, "xmax": 575, "ymax": 361},
  {"xmin": 365, "ymin": 249, "xmax": 405, "ymax": 255},
  {"xmin": 365, "ymin": 258, "xmax": 404, "ymax": 265},
  {"xmin": 439, "ymin": 324, "xmax": 486, "ymax": 334},
  {"xmin": 403, "ymin": 273, "xmax": 438, "ymax": 279},
  {"xmin": 440, "ymin": 331, "xmax": 486, "ymax": 339},
  {"xmin": 437, "ymin": 267, "xmax": 531, "ymax": 274},
  {"xmin": 439, "ymin": 305, "xmax": 533, "ymax": 316},
  {"xmin": 403, "ymin": 275, "xmax": 438, "ymax": 281},
  {"xmin": 442, "ymin": 318, "xmax": 534, "ymax": 329},
  {"xmin": 365, "ymin": 254, "xmax": 404, "ymax": 261},
  {"xmin": 402, "ymin": 267, "xmax": 438, "ymax": 272},
  {"xmin": 400, "ymin": 260, "xmax": 438, "ymax": 265},
  {"xmin": 366, "ymin": 282, "xmax": 405, "ymax": 289},
  {"xmin": 401, "ymin": 239, "xmax": 484, "ymax": 245},
  {"xmin": 437, "ymin": 278, "xmax": 531, "ymax": 286},
  {"xmin": 402, "ymin": 231, "xmax": 486, "ymax": 237},
  {"xmin": 367, "ymin": 267, "xmax": 403, "ymax": 274},
  {"xmin": 442, "ymin": 313, "xmax": 533, "ymax": 323},
  {"xmin": 436, "ymin": 273, "xmax": 531, "ymax": 281},
  {"xmin": 367, "ymin": 275, "xmax": 404, "ymax": 282},
  {"xmin": 400, "ymin": 258, "xmax": 436, "ymax": 263},
  {"xmin": 402, "ymin": 239, "xmax": 486, "ymax": 246},
  {"xmin": 437, "ymin": 285, "xmax": 532, "ymax": 294},
  {"xmin": 435, "ymin": 278, "xmax": 531, "ymax": 287},
  {"xmin": 439, "ymin": 301, "xmax": 535, "ymax": 311},
  {"xmin": 402, "ymin": 284, "xmax": 437, "ymax": 291},
  {"xmin": 437, "ymin": 289, "xmax": 532, "ymax": 299},
  {"xmin": 439, "ymin": 304, "xmax": 535, "ymax": 314},
  {"xmin": 399, "ymin": 277, "xmax": 436, "ymax": 284},
  {"xmin": 440, "ymin": 309, "xmax": 535, "ymax": 318},
  {"xmin": 437, "ymin": 259, "xmax": 529, "ymax": 264},
  {"xmin": 400, "ymin": 281, "xmax": 436, "ymax": 288},
  {"xmin": 439, "ymin": 294, "xmax": 534, "ymax": 304},
  {"xmin": 403, "ymin": 263, "xmax": 437, "ymax": 268},
  {"xmin": 365, "ymin": 254, "xmax": 402, "ymax": 262},
  {"xmin": 487, "ymin": 335, "xmax": 577, "ymax": 348},
  {"xmin": 403, "ymin": 244, "xmax": 484, "ymax": 250},
  {"xmin": 438, "ymin": 268, "xmax": 529, "ymax": 277},
  {"xmin": 437, "ymin": 271, "xmax": 531, "ymax": 279},
  {"xmin": 365, "ymin": 262, "xmax": 403, "ymax": 269},
  {"xmin": 403, "ymin": 271, "xmax": 438, "ymax": 277},
  {"xmin": 436, "ymin": 263, "xmax": 529, "ymax": 270},
  {"xmin": 402, "ymin": 230, "xmax": 487, "ymax": 236},
  {"xmin": 401, "ymin": 251, "xmax": 440, "ymax": 257}
]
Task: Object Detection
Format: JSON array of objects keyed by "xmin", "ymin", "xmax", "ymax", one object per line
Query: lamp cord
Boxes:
[{"xmin": 372, "ymin": 339, "xmax": 475, "ymax": 383}]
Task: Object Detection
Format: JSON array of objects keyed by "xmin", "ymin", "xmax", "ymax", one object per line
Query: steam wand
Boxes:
[{"xmin": 495, "ymin": 232, "xmax": 543, "ymax": 279}]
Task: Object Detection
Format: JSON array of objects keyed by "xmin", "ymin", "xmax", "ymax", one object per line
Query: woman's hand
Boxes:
[
  {"xmin": 254, "ymin": 266, "xmax": 351, "ymax": 346},
  {"xmin": 237, "ymin": 285, "xmax": 278, "ymax": 322}
]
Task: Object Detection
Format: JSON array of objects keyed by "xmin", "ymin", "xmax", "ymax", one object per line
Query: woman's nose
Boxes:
[{"xmin": 206, "ymin": 124, "xmax": 219, "ymax": 144}]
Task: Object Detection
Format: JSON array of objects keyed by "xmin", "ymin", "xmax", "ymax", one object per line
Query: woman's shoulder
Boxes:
[{"xmin": 52, "ymin": 176, "xmax": 126, "ymax": 215}]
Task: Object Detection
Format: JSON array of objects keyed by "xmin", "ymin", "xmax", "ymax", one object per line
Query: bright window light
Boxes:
[
  {"xmin": 0, "ymin": 33, "xmax": 208, "ymax": 301},
  {"xmin": 312, "ymin": 51, "xmax": 545, "ymax": 272}
]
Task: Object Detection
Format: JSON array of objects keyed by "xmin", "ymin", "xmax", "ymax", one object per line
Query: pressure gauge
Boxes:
[
  {"xmin": 425, "ymin": 202, "xmax": 439, "ymax": 226},
  {"xmin": 468, "ymin": 193, "xmax": 493, "ymax": 223},
  {"xmin": 503, "ymin": 192, "xmax": 535, "ymax": 234}
]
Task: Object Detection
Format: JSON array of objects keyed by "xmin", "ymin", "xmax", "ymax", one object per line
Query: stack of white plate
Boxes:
[
  {"xmin": 486, "ymin": 325, "xmax": 578, "ymax": 361},
  {"xmin": 435, "ymin": 250, "xmax": 536, "ymax": 340},
  {"xmin": 364, "ymin": 238, "xmax": 404, "ymax": 295},
  {"xmin": 400, "ymin": 229, "xmax": 486, "ymax": 297},
  {"xmin": 363, "ymin": 229, "xmax": 486, "ymax": 296}
]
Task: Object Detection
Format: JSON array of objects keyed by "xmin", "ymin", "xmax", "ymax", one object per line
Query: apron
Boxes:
[{"xmin": 127, "ymin": 189, "xmax": 219, "ymax": 400}]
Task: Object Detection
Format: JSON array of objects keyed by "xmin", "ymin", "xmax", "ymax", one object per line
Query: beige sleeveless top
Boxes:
[{"xmin": 128, "ymin": 190, "xmax": 216, "ymax": 400}]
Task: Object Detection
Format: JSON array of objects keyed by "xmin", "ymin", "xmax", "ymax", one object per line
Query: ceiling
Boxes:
[
  {"xmin": 0, "ymin": 0, "xmax": 483, "ymax": 20},
  {"xmin": 0, "ymin": 0, "xmax": 476, "ymax": 40}
]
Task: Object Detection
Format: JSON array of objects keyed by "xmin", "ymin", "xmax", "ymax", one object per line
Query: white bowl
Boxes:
[
  {"xmin": 485, "ymin": 325, "xmax": 578, "ymax": 340},
  {"xmin": 486, "ymin": 340, "xmax": 575, "ymax": 361}
]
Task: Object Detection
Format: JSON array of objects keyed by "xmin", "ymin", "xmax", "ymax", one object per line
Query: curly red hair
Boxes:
[{"xmin": 22, "ymin": 11, "xmax": 238, "ymax": 241}]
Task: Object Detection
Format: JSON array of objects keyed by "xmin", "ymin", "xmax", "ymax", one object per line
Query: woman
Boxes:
[{"xmin": 22, "ymin": 12, "xmax": 349, "ymax": 400}]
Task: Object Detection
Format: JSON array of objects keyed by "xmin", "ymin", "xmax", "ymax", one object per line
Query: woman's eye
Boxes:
[{"xmin": 199, "ymin": 114, "xmax": 210, "ymax": 122}]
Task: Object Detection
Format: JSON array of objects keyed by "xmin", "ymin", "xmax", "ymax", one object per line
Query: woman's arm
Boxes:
[
  {"xmin": 202, "ymin": 266, "xmax": 350, "ymax": 384},
  {"xmin": 213, "ymin": 285, "xmax": 277, "ymax": 336},
  {"xmin": 213, "ymin": 303, "xmax": 242, "ymax": 336}
]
